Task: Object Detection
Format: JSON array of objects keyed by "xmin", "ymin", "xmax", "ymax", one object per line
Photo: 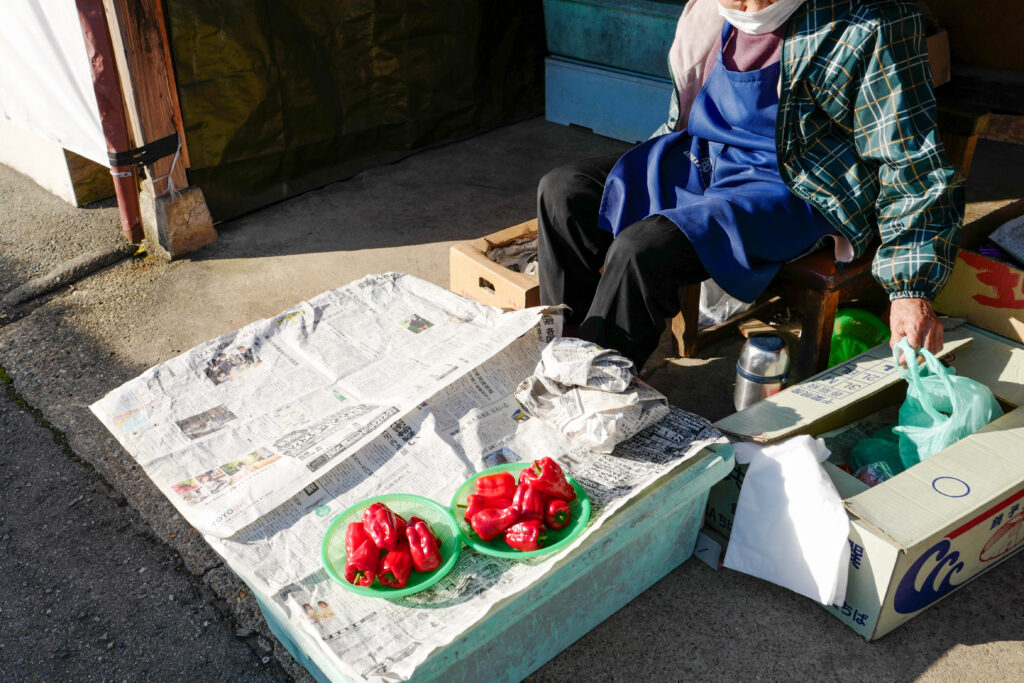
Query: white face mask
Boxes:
[{"xmin": 717, "ymin": 0, "xmax": 807, "ymax": 35}]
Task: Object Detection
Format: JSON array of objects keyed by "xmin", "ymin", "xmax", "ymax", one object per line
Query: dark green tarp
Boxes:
[{"xmin": 167, "ymin": 1, "xmax": 545, "ymax": 220}]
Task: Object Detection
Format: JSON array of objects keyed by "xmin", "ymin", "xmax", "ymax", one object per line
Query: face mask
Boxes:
[{"xmin": 717, "ymin": 0, "xmax": 807, "ymax": 35}]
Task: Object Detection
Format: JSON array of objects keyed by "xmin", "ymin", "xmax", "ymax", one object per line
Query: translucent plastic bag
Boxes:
[
  {"xmin": 892, "ymin": 339, "xmax": 1003, "ymax": 466},
  {"xmin": 848, "ymin": 425, "xmax": 903, "ymax": 484},
  {"xmin": 698, "ymin": 280, "xmax": 752, "ymax": 329}
]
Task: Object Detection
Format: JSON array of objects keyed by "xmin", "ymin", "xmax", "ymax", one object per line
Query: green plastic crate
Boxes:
[{"xmin": 543, "ymin": 0, "xmax": 685, "ymax": 78}]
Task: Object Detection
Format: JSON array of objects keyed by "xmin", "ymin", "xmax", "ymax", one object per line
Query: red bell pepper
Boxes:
[
  {"xmin": 474, "ymin": 471, "xmax": 517, "ymax": 499},
  {"xmin": 460, "ymin": 494, "xmax": 513, "ymax": 523},
  {"xmin": 343, "ymin": 522, "xmax": 379, "ymax": 586},
  {"xmin": 504, "ymin": 520, "xmax": 546, "ymax": 552},
  {"xmin": 520, "ymin": 457, "xmax": 576, "ymax": 502},
  {"xmin": 470, "ymin": 505, "xmax": 519, "ymax": 542},
  {"xmin": 405, "ymin": 519, "xmax": 443, "ymax": 572},
  {"xmin": 512, "ymin": 481, "xmax": 545, "ymax": 522},
  {"xmin": 378, "ymin": 540, "xmax": 413, "ymax": 588},
  {"xmin": 408, "ymin": 516, "xmax": 439, "ymax": 544},
  {"xmin": 545, "ymin": 499, "xmax": 571, "ymax": 530},
  {"xmin": 362, "ymin": 502, "xmax": 404, "ymax": 551}
]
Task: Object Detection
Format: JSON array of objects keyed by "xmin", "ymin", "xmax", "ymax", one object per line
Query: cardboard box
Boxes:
[
  {"xmin": 935, "ymin": 249, "xmax": 1024, "ymax": 345},
  {"xmin": 450, "ymin": 220, "xmax": 541, "ymax": 311},
  {"xmin": 705, "ymin": 328, "xmax": 1024, "ymax": 640}
]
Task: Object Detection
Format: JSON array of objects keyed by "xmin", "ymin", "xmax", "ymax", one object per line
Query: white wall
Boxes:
[{"xmin": 0, "ymin": 1, "xmax": 108, "ymax": 167}]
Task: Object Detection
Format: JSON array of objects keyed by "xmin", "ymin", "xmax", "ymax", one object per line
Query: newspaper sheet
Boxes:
[
  {"xmin": 90, "ymin": 273, "xmax": 546, "ymax": 536},
  {"xmin": 90, "ymin": 273, "xmax": 725, "ymax": 681},
  {"xmin": 514, "ymin": 338, "xmax": 671, "ymax": 453}
]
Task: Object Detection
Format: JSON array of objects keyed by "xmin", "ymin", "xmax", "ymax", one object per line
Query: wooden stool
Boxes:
[{"xmin": 671, "ymin": 251, "xmax": 877, "ymax": 382}]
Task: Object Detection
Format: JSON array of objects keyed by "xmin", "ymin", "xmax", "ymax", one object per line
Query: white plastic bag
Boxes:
[
  {"xmin": 723, "ymin": 435, "xmax": 850, "ymax": 606},
  {"xmin": 698, "ymin": 279, "xmax": 752, "ymax": 329}
]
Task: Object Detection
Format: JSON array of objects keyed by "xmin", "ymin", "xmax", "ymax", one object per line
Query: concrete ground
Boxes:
[{"xmin": 1, "ymin": 118, "xmax": 1023, "ymax": 682}]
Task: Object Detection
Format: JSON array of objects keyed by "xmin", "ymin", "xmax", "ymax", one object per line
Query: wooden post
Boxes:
[{"xmin": 102, "ymin": 0, "xmax": 216, "ymax": 258}]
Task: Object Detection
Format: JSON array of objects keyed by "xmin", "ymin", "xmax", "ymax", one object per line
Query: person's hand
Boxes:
[{"xmin": 889, "ymin": 297, "xmax": 942, "ymax": 359}]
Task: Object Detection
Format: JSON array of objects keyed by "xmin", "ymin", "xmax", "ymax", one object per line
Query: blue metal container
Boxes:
[
  {"xmin": 545, "ymin": 56, "xmax": 674, "ymax": 143},
  {"xmin": 543, "ymin": 0, "xmax": 685, "ymax": 78}
]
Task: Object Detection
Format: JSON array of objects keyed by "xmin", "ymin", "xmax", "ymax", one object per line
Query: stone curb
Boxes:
[{"xmin": 1, "ymin": 242, "xmax": 138, "ymax": 308}]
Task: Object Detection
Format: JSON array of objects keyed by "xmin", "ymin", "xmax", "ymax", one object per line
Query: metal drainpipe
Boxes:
[{"xmin": 75, "ymin": 0, "xmax": 144, "ymax": 244}]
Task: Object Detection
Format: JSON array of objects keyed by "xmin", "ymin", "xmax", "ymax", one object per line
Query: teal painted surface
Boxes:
[
  {"xmin": 254, "ymin": 442, "xmax": 734, "ymax": 682},
  {"xmin": 412, "ymin": 442, "xmax": 734, "ymax": 682},
  {"xmin": 545, "ymin": 57, "xmax": 674, "ymax": 143},
  {"xmin": 257, "ymin": 597, "xmax": 335, "ymax": 683},
  {"xmin": 543, "ymin": 0, "xmax": 684, "ymax": 78}
]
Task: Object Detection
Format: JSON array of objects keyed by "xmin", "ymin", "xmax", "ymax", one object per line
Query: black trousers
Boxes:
[{"xmin": 537, "ymin": 154, "xmax": 710, "ymax": 369}]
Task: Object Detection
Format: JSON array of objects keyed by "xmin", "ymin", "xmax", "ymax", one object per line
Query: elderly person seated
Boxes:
[{"xmin": 537, "ymin": 0, "xmax": 963, "ymax": 370}]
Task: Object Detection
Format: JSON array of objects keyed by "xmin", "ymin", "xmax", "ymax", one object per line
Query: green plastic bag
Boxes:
[
  {"xmin": 829, "ymin": 308, "xmax": 891, "ymax": 367},
  {"xmin": 848, "ymin": 425, "xmax": 903, "ymax": 476},
  {"xmin": 892, "ymin": 339, "xmax": 1003, "ymax": 467}
]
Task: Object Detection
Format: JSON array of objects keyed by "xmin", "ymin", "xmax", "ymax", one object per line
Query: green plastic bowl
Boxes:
[
  {"xmin": 321, "ymin": 493, "xmax": 461, "ymax": 599},
  {"xmin": 450, "ymin": 462, "xmax": 592, "ymax": 560}
]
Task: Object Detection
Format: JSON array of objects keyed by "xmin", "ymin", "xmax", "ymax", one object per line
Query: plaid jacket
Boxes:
[{"xmin": 660, "ymin": 0, "xmax": 964, "ymax": 301}]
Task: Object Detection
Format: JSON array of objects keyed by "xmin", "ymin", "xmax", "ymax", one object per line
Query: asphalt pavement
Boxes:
[
  {"xmin": 0, "ymin": 389, "xmax": 291, "ymax": 681},
  {"xmin": 1, "ymin": 118, "xmax": 1023, "ymax": 682}
]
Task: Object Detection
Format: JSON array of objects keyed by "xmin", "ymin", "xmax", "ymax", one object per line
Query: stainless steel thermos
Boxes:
[{"xmin": 734, "ymin": 334, "xmax": 790, "ymax": 411}]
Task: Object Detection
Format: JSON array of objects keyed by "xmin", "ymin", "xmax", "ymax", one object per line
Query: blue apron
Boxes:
[{"xmin": 596, "ymin": 22, "xmax": 833, "ymax": 302}]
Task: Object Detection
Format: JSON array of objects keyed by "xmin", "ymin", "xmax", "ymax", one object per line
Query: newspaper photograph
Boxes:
[{"xmin": 90, "ymin": 272, "xmax": 727, "ymax": 681}]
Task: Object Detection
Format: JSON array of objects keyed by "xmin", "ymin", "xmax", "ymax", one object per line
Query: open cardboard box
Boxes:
[
  {"xmin": 935, "ymin": 249, "xmax": 1024, "ymax": 346},
  {"xmin": 450, "ymin": 220, "xmax": 540, "ymax": 311},
  {"xmin": 704, "ymin": 327, "xmax": 1024, "ymax": 640}
]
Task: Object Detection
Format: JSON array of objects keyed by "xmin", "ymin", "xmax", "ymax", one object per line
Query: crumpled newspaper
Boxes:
[{"xmin": 514, "ymin": 338, "xmax": 670, "ymax": 453}]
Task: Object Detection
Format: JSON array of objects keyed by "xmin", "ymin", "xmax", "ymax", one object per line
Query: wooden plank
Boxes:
[
  {"xmin": 102, "ymin": 0, "xmax": 188, "ymax": 194},
  {"xmin": 154, "ymin": 0, "xmax": 190, "ymax": 169},
  {"xmin": 982, "ymin": 113, "xmax": 1024, "ymax": 146}
]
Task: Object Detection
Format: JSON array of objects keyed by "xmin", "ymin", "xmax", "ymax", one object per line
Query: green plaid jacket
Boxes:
[{"xmin": 660, "ymin": 0, "xmax": 965, "ymax": 301}]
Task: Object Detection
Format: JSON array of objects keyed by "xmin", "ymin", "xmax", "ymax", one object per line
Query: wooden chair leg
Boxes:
[
  {"xmin": 671, "ymin": 283, "xmax": 702, "ymax": 357},
  {"xmin": 794, "ymin": 289, "xmax": 839, "ymax": 381}
]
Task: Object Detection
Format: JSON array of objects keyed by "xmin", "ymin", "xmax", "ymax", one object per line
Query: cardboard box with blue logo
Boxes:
[{"xmin": 701, "ymin": 326, "xmax": 1024, "ymax": 640}]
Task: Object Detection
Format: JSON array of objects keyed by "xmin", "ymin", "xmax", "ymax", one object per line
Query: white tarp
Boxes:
[{"xmin": 0, "ymin": 0, "xmax": 108, "ymax": 165}]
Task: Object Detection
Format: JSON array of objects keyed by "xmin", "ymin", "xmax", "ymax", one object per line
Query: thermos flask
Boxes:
[{"xmin": 734, "ymin": 334, "xmax": 790, "ymax": 411}]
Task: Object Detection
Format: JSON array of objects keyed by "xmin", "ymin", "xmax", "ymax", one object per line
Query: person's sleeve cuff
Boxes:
[{"xmin": 887, "ymin": 289, "xmax": 936, "ymax": 302}]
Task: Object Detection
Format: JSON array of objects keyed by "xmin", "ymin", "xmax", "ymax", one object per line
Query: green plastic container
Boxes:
[
  {"xmin": 249, "ymin": 442, "xmax": 733, "ymax": 682},
  {"xmin": 543, "ymin": 0, "xmax": 684, "ymax": 78},
  {"xmin": 829, "ymin": 308, "xmax": 891, "ymax": 367},
  {"xmin": 451, "ymin": 462, "xmax": 592, "ymax": 559},
  {"xmin": 321, "ymin": 493, "xmax": 461, "ymax": 599}
]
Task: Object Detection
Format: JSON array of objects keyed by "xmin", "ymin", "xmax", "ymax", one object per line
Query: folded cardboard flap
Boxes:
[
  {"xmin": 715, "ymin": 333, "xmax": 974, "ymax": 443},
  {"xmin": 944, "ymin": 328, "xmax": 1024, "ymax": 406},
  {"xmin": 481, "ymin": 220, "xmax": 539, "ymax": 251},
  {"xmin": 934, "ymin": 247, "xmax": 1024, "ymax": 346}
]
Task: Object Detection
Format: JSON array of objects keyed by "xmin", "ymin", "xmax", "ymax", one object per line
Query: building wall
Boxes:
[{"xmin": 166, "ymin": 0, "xmax": 546, "ymax": 221}]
